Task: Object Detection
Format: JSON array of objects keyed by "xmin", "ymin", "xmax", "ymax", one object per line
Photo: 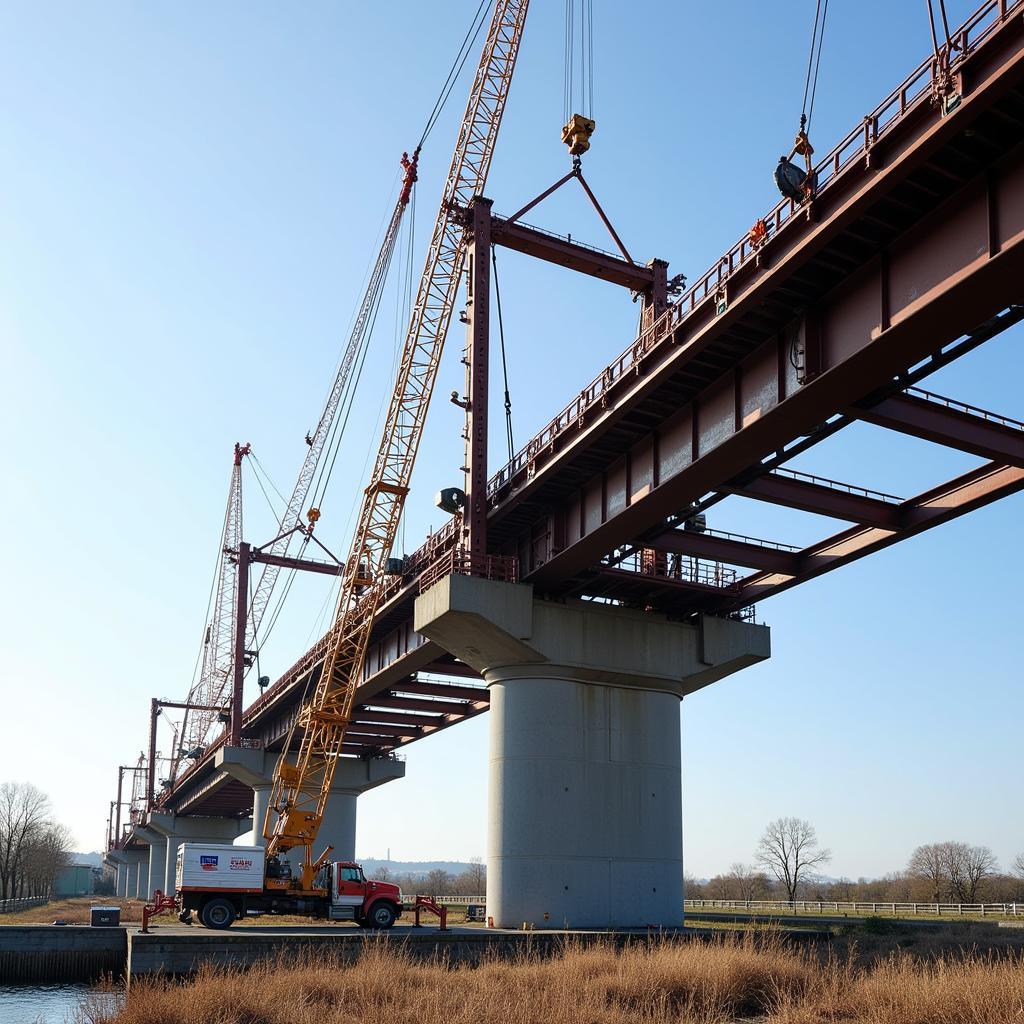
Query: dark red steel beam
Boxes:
[
  {"xmin": 346, "ymin": 723, "xmax": 422, "ymax": 739},
  {"xmin": 735, "ymin": 461, "xmax": 1024, "ymax": 605},
  {"xmin": 649, "ymin": 529, "xmax": 801, "ymax": 575},
  {"xmin": 248, "ymin": 549, "xmax": 342, "ymax": 576},
  {"xmin": 369, "ymin": 695, "xmax": 474, "ymax": 714},
  {"xmin": 851, "ymin": 391, "xmax": 1024, "ymax": 467},
  {"xmin": 395, "ymin": 680, "xmax": 489, "ymax": 702},
  {"xmin": 490, "ymin": 216, "xmax": 655, "ymax": 292},
  {"xmin": 722, "ymin": 474, "xmax": 902, "ymax": 529},
  {"xmin": 352, "ymin": 709, "xmax": 447, "ymax": 727}
]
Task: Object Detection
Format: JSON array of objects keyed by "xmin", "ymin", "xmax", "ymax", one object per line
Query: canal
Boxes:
[{"xmin": 0, "ymin": 984, "xmax": 122, "ymax": 1023}]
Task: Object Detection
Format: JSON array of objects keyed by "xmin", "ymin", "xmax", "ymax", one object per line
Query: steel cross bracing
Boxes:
[
  {"xmin": 263, "ymin": 0, "xmax": 530, "ymax": 879},
  {"xmin": 134, "ymin": 0, "xmax": 1024, "ymax": 824}
]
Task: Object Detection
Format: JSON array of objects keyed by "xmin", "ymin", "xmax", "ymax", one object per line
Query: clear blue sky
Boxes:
[{"xmin": 1, "ymin": 1, "xmax": 1020, "ymax": 881}]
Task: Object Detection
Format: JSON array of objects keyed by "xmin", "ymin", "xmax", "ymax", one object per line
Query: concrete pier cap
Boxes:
[{"xmin": 414, "ymin": 574, "xmax": 770, "ymax": 929}]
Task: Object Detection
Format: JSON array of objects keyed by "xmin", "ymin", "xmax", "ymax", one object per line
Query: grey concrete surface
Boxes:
[{"xmin": 415, "ymin": 575, "xmax": 770, "ymax": 930}]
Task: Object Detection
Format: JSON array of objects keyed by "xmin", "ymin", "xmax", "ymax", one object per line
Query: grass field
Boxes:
[
  {"xmin": 75, "ymin": 928, "xmax": 1024, "ymax": 1024},
  {"xmin": 0, "ymin": 897, "xmax": 143, "ymax": 925}
]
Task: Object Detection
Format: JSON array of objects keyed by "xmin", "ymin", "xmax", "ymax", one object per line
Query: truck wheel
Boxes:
[
  {"xmin": 200, "ymin": 898, "xmax": 237, "ymax": 929},
  {"xmin": 367, "ymin": 902, "xmax": 397, "ymax": 929}
]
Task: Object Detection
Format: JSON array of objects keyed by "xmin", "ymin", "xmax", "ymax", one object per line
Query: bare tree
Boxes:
[
  {"xmin": 456, "ymin": 857, "xmax": 486, "ymax": 895},
  {"xmin": 907, "ymin": 843, "xmax": 948, "ymax": 903},
  {"xmin": 944, "ymin": 842, "xmax": 997, "ymax": 903},
  {"xmin": 0, "ymin": 782, "xmax": 53, "ymax": 900},
  {"xmin": 1011, "ymin": 853, "xmax": 1024, "ymax": 880},
  {"xmin": 726, "ymin": 862, "xmax": 769, "ymax": 902},
  {"xmin": 20, "ymin": 824, "xmax": 72, "ymax": 897},
  {"xmin": 423, "ymin": 868, "xmax": 453, "ymax": 897},
  {"xmin": 756, "ymin": 818, "xmax": 831, "ymax": 903}
]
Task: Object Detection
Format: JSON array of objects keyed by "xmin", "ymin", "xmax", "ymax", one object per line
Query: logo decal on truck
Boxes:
[
  {"xmin": 200, "ymin": 855, "xmax": 219, "ymax": 871},
  {"xmin": 229, "ymin": 858, "xmax": 252, "ymax": 871}
]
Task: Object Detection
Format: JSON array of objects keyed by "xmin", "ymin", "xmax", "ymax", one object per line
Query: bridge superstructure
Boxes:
[{"xmin": 108, "ymin": 0, "xmax": 1024, "ymax": 926}]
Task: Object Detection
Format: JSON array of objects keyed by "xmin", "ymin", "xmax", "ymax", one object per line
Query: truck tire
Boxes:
[
  {"xmin": 200, "ymin": 898, "xmax": 237, "ymax": 929},
  {"xmin": 367, "ymin": 902, "xmax": 397, "ymax": 929}
]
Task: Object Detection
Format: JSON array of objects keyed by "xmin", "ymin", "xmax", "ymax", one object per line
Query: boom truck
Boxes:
[
  {"xmin": 142, "ymin": 0, "xmax": 531, "ymax": 932},
  {"xmin": 174, "ymin": 843, "xmax": 401, "ymax": 929}
]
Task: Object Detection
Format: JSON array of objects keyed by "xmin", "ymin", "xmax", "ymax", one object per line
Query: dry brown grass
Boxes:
[
  {"xmin": 76, "ymin": 929, "xmax": 1024, "ymax": 1024},
  {"xmin": 0, "ymin": 897, "xmax": 142, "ymax": 924}
]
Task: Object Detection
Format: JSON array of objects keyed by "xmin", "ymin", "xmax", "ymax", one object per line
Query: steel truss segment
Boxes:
[{"xmin": 264, "ymin": 0, "xmax": 530, "ymax": 876}]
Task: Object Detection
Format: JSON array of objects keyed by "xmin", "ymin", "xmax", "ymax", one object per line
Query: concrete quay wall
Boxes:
[{"xmin": 0, "ymin": 926, "xmax": 126, "ymax": 983}]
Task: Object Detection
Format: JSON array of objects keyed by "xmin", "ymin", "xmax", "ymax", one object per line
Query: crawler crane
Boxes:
[{"xmin": 162, "ymin": 0, "xmax": 531, "ymax": 929}]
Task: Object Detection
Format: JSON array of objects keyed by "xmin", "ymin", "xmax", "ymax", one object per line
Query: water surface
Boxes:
[{"xmin": 0, "ymin": 984, "xmax": 122, "ymax": 1024}]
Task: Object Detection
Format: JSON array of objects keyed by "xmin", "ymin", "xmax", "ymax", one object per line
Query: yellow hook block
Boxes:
[{"xmin": 561, "ymin": 113, "xmax": 596, "ymax": 157}]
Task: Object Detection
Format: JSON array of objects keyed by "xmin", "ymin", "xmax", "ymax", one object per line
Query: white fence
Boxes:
[
  {"xmin": 685, "ymin": 899, "xmax": 1022, "ymax": 917},
  {"xmin": 0, "ymin": 896, "xmax": 48, "ymax": 914}
]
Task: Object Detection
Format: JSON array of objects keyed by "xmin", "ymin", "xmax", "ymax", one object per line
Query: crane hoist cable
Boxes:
[
  {"xmin": 491, "ymin": 248, "xmax": 515, "ymax": 462},
  {"xmin": 563, "ymin": 0, "xmax": 595, "ymax": 123},
  {"xmin": 263, "ymin": 0, "xmax": 531, "ymax": 891},
  {"xmin": 773, "ymin": 0, "xmax": 829, "ymax": 204}
]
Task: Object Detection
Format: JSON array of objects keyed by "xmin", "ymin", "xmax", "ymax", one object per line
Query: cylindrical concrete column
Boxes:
[
  {"xmin": 251, "ymin": 786, "xmax": 271, "ymax": 847},
  {"xmin": 115, "ymin": 864, "xmax": 128, "ymax": 898},
  {"xmin": 164, "ymin": 837, "xmax": 187, "ymax": 895},
  {"xmin": 146, "ymin": 839, "xmax": 167, "ymax": 899},
  {"xmin": 315, "ymin": 792, "xmax": 358, "ymax": 862},
  {"xmin": 125, "ymin": 859, "xmax": 140, "ymax": 899},
  {"xmin": 486, "ymin": 672, "xmax": 683, "ymax": 929}
]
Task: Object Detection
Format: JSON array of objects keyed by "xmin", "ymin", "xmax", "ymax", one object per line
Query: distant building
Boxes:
[{"xmin": 53, "ymin": 864, "xmax": 93, "ymax": 897}]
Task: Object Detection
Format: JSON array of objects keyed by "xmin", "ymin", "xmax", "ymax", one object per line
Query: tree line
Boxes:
[
  {"xmin": 0, "ymin": 782, "xmax": 73, "ymax": 900},
  {"xmin": 686, "ymin": 817, "xmax": 1024, "ymax": 904},
  {"xmin": 371, "ymin": 857, "xmax": 486, "ymax": 897}
]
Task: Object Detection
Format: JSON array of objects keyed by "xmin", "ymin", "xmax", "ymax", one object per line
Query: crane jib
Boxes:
[{"xmin": 264, "ymin": 0, "xmax": 530, "ymax": 891}]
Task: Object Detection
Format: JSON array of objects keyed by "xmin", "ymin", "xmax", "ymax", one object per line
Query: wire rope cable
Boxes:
[
  {"xmin": 800, "ymin": 0, "xmax": 829, "ymax": 132},
  {"xmin": 491, "ymin": 248, "xmax": 515, "ymax": 462}
]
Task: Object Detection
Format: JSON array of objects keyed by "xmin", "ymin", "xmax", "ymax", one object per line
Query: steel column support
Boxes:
[
  {"xmin": 148, "ymin": 698, "xmax": 158, "ymax": 812},
  {"xmin": 115, "ymin": 767, "xmax": 125, "ymax": 845},
  {"xmin": 465, "ymin": 197, "xmax": 492, "ymax": 563},
  {"xmin": 231, "ymin": 541, "xmax": 250, "ymax": 747}
]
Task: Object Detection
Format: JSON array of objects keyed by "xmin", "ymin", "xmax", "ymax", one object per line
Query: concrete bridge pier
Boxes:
[
  {"xmin": 105, "ymin": 851, "xmax": 129, "ymax": 897},
  {"xmin": 131, "ymin": 826, "xmax": 167, "ymax": 902},
  {"xmin": 217, "ymin": 747, "xmax": 405, "ymax": 868},
  {"xmin": 120, "ymin": 850, "xmax": 148, "ymax": 900},
  {"xmin": 147, "ymin": 812, "xmax": 253, "ymax": 896},
  {"xmin": 415, "ymin": 575, "xmax": 770, "ymax": 930}
]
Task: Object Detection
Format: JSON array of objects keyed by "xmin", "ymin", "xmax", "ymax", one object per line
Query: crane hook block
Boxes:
[
  {"xmin": 306, "ymin": 506, "xmax": 321, "ymax": 527},
  {"xmin": 561, "ymin": 114, "xmax": 596, "ymax": 157}
]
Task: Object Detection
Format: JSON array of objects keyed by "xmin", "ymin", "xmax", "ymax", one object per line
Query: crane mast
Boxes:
[
  {"xmin": 174, "ymin": 442, "xmax": 250, "ymax": 781},
  {"xmin": 264, "ymin": 0, "xmax": 530, "ymax": 889}
]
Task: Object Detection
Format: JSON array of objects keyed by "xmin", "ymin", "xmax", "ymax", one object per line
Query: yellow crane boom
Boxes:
[{"xmin": 264, "ymin": 0, "xmax": 530, "ymax": 890}]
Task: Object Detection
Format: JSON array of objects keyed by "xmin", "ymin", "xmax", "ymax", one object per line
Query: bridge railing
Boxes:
[
  {"xmin": 485, "ymin": 0, "xmax": 1024, "ymax": 503},
  {"xmin": 685, "ymin": 898, "xmax": 1023, "ymax": 917}
]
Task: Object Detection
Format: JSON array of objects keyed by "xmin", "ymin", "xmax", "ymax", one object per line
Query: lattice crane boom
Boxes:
[
  {"xmin": 245, "ymin": 152, "xmax": 420, "ymax": 649},
  {"xmin": 173, "ymin": 442, "xmax": 249, "ymax": 782},
  {"xmin": 264, "ymin": 0, "xmax": 530, "ymax": 888}
]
